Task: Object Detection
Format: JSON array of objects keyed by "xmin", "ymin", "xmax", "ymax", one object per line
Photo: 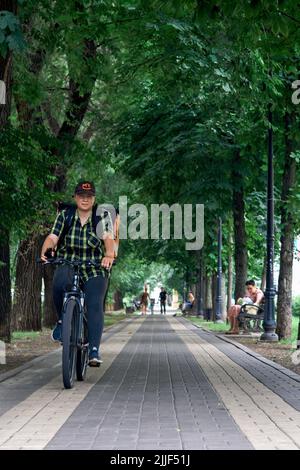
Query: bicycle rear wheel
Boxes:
[
  {"xmin": 62, "ymin": 298, "xmax": 79, "ymax": 389},
  {"xmin": 76, "ymin": 315, "xmax": 88, "ymax": 381}
]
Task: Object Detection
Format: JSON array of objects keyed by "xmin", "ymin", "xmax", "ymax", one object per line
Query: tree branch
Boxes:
[
  {"xmin": 277, "ymin": 9, "xmax": 300, "ymax": 26},
  {"xmin": 42, "ymin": 100, "xmax": 60, "ymax": 136},
  {"xmin": 57, "ymin": 39, "xmax": 97, "ymax": 142}
]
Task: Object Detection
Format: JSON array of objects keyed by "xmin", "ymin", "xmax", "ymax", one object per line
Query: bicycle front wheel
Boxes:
[
  {"xmin": 76, "ymin": 315, "xmax": 88, "ymax": 381},
  {"xmin": 62, "ymin": 298, "xmax": 79, "ymax": 389}
]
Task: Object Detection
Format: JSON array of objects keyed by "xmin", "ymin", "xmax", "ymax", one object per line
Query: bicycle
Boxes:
[{"xmin": 38, "ymin": 257, "xmax": 110, "ymax": 389}]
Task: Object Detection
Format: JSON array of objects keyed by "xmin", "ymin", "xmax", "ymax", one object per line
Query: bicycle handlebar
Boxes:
[{"xmin": 36, "ymin": 257, "xmax": 116, "ymax": 270}]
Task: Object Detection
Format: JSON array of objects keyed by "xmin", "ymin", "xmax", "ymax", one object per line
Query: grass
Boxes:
[
  {"xmin": 279, "ymin": 316, "xmax": 299, "ymax": 346},
  {"xmin": 104, "ymin": 310, "xmax": 129, "ymax": 328},
  {"xmin": 12, "ymin": 331, "xmax": 40, "ymax": 340},
  {"xmin": 185, "ymin": 315, "xmax": 300, "ymax": 346},
  {"xmin": 10, "ymin": 310, "xmax": 129, "ymax": 340},
  {"xmin": 186, "ymin": 316, "xmax": 229, "ymax": 333}
]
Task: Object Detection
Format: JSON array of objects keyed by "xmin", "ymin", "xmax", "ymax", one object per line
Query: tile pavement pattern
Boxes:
[
  {"xmin": 182, "ymin": 319, "xmax": 300, "ymax": 412},
  {"xmin": 47, "ymin": 316, "xmax": 252, "ymax": 450},
  {"xmin": 170, "ymin": 318, "xmax": 300, "ymax": 450},
  {"xmin": 0, "ymin": 315, "xmax": 299, "ymax": 450}
]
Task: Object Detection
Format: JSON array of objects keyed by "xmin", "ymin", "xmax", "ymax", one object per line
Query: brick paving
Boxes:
[
  {"xmin": 0, "ymin": 315, "xmax": 299, "ymax": 450},
  {"xmin": 180, "ymin": 318, "xmax": 300, "ymax": 411},
  {"xmin": 169, "ymin": 318, "xmax": 300, "ymax": 450},
  {"xmin": 46, "ymin": 317, "xmax": 252, "ymax": 450}
]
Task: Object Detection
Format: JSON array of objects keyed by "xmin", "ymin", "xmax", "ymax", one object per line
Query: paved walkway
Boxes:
[{"xmin": 0, "ymin": 316, "xmax": 300, "ymax": 450}]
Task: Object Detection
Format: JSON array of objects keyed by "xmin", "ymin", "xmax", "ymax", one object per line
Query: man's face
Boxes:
[{"xmin": 75, "ymin": 193, "xmax": 95, "ymax": 211}]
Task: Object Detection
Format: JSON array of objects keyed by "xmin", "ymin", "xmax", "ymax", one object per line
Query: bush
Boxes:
[{"xmin": 292, "ymin": 296, "xmax": 300, "ymax": 317}]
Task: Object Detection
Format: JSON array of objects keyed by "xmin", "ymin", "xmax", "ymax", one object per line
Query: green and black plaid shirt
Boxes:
[{"xmin": 51, "ymin": 209, "xmax": 113, "ymax": 282}]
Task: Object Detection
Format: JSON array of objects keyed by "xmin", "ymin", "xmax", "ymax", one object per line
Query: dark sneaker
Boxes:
[
  {"xmin": 51, "ymin": 320, "xmax": 62, "ymax": 342},
  {"xmin": 88, "ymin": 347, "xmax": 103, "ymax": 367}
]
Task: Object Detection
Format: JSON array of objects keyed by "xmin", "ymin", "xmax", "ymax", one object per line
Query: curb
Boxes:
[
  {"xmin": 180, "ymin": 317, "xmax": 300, "ymax": 384},
  {"xmin": 0, "ymin": 315, "xmax": 137, "ymax": 384},
  {"xmin": 0, "ymin": 348, "xmax": 60, "ymax": 384}
]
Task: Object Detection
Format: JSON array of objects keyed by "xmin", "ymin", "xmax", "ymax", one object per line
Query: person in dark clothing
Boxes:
[{"xmin": 159, "ymin": 287, "xmax": 167, "ymax": 315}]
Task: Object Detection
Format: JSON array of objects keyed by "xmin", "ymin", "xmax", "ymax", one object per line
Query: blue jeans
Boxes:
[{"xmin": 53, "ymin": 265, "xmax": 108, "ymax": 351}]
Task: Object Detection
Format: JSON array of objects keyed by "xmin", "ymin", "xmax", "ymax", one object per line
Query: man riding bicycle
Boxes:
[{"xmin": 41, "ymin": 180, "xmax": 115, "ymax": 367}]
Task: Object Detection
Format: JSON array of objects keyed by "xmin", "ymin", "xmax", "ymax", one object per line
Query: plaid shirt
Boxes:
[{"xmin": 51, "ymin": 209, "xmax": 113, "ymax": 282}]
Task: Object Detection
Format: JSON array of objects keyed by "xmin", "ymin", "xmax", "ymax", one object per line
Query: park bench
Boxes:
[
  {"xmin": 238, "ymin": 304, "xmax": 264, "ymax": 333},
  {"xmin": 180, "ymin": 301, "xmax": 196, "ymax": 316}
]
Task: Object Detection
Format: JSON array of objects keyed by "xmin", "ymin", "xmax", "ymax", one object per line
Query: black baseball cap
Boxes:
[{"xmin": 74, "ymin": 181, "xmax": 96, "ymax": 196}]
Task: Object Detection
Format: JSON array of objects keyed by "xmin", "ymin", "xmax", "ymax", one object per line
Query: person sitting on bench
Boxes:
[
  {"xmin": 226, "ymin": 279, "xmax": 264, "ymax": 335},
  {"xmin": 182, "ymin": 291, "xmax": 195, "ymax": 315}
]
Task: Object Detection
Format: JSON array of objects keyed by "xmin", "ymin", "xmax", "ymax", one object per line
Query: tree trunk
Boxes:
[
  {"xmin": 0, "ymin": 1, "xmax": 16, "ymax": 125},
  {"xmin": 227, "ymin": 254, "xmax": 233, "ymax": 313},
  {"xmin": 43, "ymin": 263, "xmax": 57, "ymax": 327},
  {"xmin": 202, "ymin": 273, "xmax": 206, "ymax": 305},
  {"xmin": 232, "ymin": 150, "xmax": 248, "ymax": 300},
  {"xmin": 276, "ymin": 112, "xmax": 296, "ymax": 340},
  {"xmin": 221, "ymin": 275, "xmax": 227, "ymax": 321},
  {"xmin": 195, "ymin": 251, "xmax": 203, "ymax": 316},
  {"xmin": 0, "ymin": 1, "xmax": 17, "ymax": 342},
  {"xmin": 204, "ymin": 273, "xmax": 212, "ymax": 321},
  {"xmin": 212, "ymin": 272, "xmax": 217, "ymax": 321},
  {"xmin": 0, "ymin": 229, "xmax": 11, "ymax": 341},
  {"xmin": 113, "ymin": 289, "xmax": 123, "ymax": 311},
  {"xmin": 12, "ymin": 235, "xmax": 44, "ymax": 331}
]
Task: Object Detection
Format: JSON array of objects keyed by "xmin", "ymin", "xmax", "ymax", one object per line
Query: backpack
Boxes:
[{"xmin": 56, "ymin": 202, "xmax": 119, "ymax": 257}]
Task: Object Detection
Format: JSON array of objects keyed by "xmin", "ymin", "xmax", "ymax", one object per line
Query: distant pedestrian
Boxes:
[
  {"xmin": 159, "ymin": 287, "xmax": 167, "ymax": 315},
  {"xmin": 140, "ymin": 287, "xmax": 150, "ymax": 316},
  {"xmin": 150, "ymin": 298, "xmax": 155, "ymax": 315}
]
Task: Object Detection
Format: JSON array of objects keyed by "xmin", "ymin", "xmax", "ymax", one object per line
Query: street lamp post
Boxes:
[
  {"xmin": 197, "ymin": 251, "xmax": 204, "ymax": 317},
  {"xmin": 260, "ymin": 105, "xmax": 278, "ymax": 342},
  {"xmin": 215, "ymin": 217, "xmax": 223, "ymax": 323}
]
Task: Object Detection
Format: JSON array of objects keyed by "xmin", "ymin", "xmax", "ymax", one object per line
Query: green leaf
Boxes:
[
  {"xmin": 6, "ymin": 30, "xmax": 25, "ymax": 51},
  {"xmin": 222, "ymin": 83, "xmax": 231, "ymax": 92},
  {"xmin": 0, "ymin": 11, "xmax": 19, "ymax": 32}
]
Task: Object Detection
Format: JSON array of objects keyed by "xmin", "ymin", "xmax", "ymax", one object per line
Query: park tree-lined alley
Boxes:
[{"xmin": 1, "ymin": 0, "xmax": 300, "ymax": 342}]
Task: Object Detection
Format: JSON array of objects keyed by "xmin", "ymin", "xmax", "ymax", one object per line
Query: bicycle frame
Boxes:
[{"xmin": 62, "ymin": 265, "xmax": 86, "ymax": 349}]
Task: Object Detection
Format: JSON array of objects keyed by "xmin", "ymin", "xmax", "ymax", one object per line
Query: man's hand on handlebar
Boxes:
[
  {"xmin": 38, "ymin": 254, "xmax": 115, "ymax": 271},
  {"xmin": 41, "ymin": 247, "xmax": 55, "ymax": 263}
]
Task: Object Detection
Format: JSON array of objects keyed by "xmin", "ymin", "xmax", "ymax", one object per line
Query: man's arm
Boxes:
[
  {"xmin": 40, "ymin": 211, "xmax": 65, "ymax": 262},
  {"xmin": 102, "ymin": 232, "xmax": 115, "ymax": 269},
  {"xmin": 254, "ymin": 290, "xmax": 264, "ymax": 306},
  {"xmin": 40, "ymin": 234, "xmax": 59, "ymax": 262}
]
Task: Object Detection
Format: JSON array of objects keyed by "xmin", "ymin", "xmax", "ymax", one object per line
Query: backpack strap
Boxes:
[
  {"xmin": 92, "ymin": 205, "xmax": 119, "ymax": 258},
  {"xmin": 56, "ymin": 203, "xmax": 76, "ymax": 251},
  {"xmin": 92, "ymin": 204, "xmax": 102, "ymax": 233}
]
